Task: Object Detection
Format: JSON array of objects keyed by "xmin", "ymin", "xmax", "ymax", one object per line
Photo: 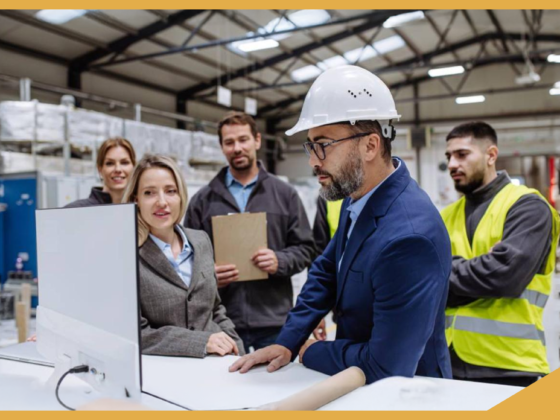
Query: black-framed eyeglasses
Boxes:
[{"xmin": 302, "ymin": 132, "xmax": 374, "ymax": 160}]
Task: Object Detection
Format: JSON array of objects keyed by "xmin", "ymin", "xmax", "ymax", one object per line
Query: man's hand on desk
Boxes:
[
  {"xmin": 207, "ymin": 332, "xmax": 240, "ymax": 356},
  {"xmin": 298, "ymin": 339, "xmax": 317, "ymax": 363},
  {"xmin": 229, "ymin": 344, "xmax": 291, "ymax": 373},
  {"xmin": 252, "ymin": 249, "xmax": 278, "ymax": 275},
  {"xmin": 215, "ymin": 264, "xmax": 239, "ymax": 288}
]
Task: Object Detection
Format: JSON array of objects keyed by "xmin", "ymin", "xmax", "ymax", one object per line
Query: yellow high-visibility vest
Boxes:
[
  {"xmin": 326, "ymin": 199, "xmax": 343, "ymax": 238},
  {"xmin": 442, "ymin": 183, "xmax": 560, "ymax": 374}
]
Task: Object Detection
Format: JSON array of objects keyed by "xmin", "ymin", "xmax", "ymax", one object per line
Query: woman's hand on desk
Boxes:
[
  {"xmin": 228, "ymin": 344, "xmax": 291, "ymax": 374},
  {"xmin": 206, "ymin": 332, "xmax": 239, "ymax": 356},
  {"xmin": 215, "ymin": 264, "xmax": 239, "ymax": 288}
]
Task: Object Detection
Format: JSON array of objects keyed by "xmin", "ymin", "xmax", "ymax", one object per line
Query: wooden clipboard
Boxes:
[{"xmin": 211, "ymin": 212, "xmax": 268, "ymax": 281}]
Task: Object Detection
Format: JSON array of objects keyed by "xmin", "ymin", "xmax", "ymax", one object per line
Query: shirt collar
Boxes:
[
  {"xmin": 226, "ymin": 167, "xmax": 258, "ymax": 188},
  {"xmin": 347, "ymin": 158, "xmax": 401, "ymax": 220},
  {"xmin": 149, "ymin": 225, "xmax": 191, "ymax": 253}
]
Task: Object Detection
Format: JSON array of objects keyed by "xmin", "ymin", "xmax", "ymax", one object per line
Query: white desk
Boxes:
[
  {"xmin": 0, "ymin": 358, "xmax": 178, "ymax": 410},
  {"xmin": 142, "ymin": 355, "xmax": 330, "ymax": 410},
  {"xmin": 0, "ymin": 343, "xmax": 522, "ymax": 410}
]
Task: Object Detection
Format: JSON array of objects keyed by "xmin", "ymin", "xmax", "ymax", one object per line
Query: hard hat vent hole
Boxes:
[{"xmin": 348, "ymin": 89, "xmax": 357, "ymax": 98}]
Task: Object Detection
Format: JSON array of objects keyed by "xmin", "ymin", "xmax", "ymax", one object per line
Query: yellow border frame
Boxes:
[{"xmin": 2, "ymin": 4, "xmax": 560, "ymax": 414}]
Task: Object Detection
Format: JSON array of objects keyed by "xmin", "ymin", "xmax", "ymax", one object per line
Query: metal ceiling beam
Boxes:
[
  {"xmin": 259, "ymin": 45, "xmax": 554, "ymax": 117},
  {"xmin": 147, "ymin": 9, "xmax": 292, "ymax": 99},
  {"xmin": 177, "ymin": 10, "xmax": 413, "ymax": 100},
  {"xmin": 91, "ymin": 10, "xmax": 407, "ymax": 70},
  {"xmin": 0, "ymin": 40, "xmax": 177, "ymax": 94},
  {"xmin": 0, "ymin": 10, "xmax": 208, "ymax": 90},
  {"xmin": 461, "ymin": 10, "xmax": 480, "ymax": 38},
  {"xmin": 0, "ymin": 39, "xmax": 68, "ymax": 66},
  {"xmin": 219, "ymin": 10, "xmax": 307, "ymax": 102},
  {"xmin": 486, "ymin": 10, "xmax": 510, "ymax": 53},
  {"xmin": 69, "ymin": 10, "xmax": 207, "ymax": 70},
  {"xmin": 400, "ymin": 108, "xmax": 560, "ymax": 125},
  {"xmin": 425, "ymin": 11, "xmax": 461, "ymax": 62}
]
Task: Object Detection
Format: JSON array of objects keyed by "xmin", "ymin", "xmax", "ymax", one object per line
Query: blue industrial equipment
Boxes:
[{"xmin": 0, "ymin": 172, "xmax": 38, "ymax": 287}]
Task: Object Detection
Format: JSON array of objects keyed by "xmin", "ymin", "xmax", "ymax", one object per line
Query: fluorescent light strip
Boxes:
[
  {"xmin": 428, "ymin": 66, "xmax": 465, "ymax": 77},
  {"xmin": 547, "ymin": 54, "xmax": 560, "ymax": 63},
  {"xmin": 456, "ymin": 95, "xmax": 486, "ymax": 104},
  {"xmin": 235, "ymin": 39, "xmax": 279, "ymax": 53},
  {"xmin": 383, "ymin": 11, "xmax": 425, "ymax": 28},
  {"xmin": 550, "ymin": 88, "xmax": 560, "ymax": 96},
  {"xmin": 291, "ymin": 65, "xmax": 322, "ymax": 82},
  {"xmin": 293, "ymin": 35, "xmax": 406, "ymax": 81},
  {"xmin": 35, "ymin": 9, "xmax": 87, "ymax": 24}
]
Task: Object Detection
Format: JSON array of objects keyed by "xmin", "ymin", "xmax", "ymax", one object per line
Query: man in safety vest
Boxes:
[{"xmin": 442, "ymin": 121, "xmax": 560, "ymax": 387}]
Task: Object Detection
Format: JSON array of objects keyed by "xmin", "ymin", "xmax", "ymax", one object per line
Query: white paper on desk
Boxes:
[
  {"xmin": 319, "ymin": 376, "xmax": 522, "ymax": 411},
  {"xmin": 141, "ymin": 355, "xmax": 329, "ymax": 410}
]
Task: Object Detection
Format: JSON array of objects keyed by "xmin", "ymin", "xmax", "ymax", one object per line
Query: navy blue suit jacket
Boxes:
[{"xmin": 276, "ymin": 159, "xmax": 452, "ymax": 384}]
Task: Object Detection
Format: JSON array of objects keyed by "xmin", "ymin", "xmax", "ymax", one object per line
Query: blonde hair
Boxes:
[
  {"xmin": 97, "ymin": 137, "xmax": 136, "ymax": 170},
  {"xmin": 122, "ymin": 154, "xmax": 188, "ymax": 246}
]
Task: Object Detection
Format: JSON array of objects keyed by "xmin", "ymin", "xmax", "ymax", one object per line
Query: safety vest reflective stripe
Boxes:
[
  {"xmin": 445, "ymin": 316, "xmax": 453, "ymax": 329},
  {"xmin": 453, "ymin": 316, "xmax": 546, "ymax": 345},
  {"xmin": 521, "ymin": 289, "xmax": 548, "ymax": 309}
]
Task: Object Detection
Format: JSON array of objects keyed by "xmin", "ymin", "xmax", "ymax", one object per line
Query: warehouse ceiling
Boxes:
[{"xmin": 1, "ymin": 9, "xmax": 560, "ymax": 134}]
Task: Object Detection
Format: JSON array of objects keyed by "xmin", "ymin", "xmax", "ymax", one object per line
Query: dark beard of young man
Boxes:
[{"xmin": 453, "ymin": 169, "xmax": 486, "ymax": 195}]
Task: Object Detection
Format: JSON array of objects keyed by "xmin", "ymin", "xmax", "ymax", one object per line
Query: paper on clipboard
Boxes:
[{"xmin": 211, "ymin": 212, "xmax": 268, "ymax": 282}]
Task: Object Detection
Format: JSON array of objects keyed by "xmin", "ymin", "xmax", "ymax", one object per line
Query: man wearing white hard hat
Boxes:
[{"xmin": 230, "ymin": 65, "xmax": 452, "ymax": 384}]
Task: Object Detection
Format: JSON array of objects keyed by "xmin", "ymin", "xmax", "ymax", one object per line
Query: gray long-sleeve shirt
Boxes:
[{"xmin": 448, "ymin": 171, "xmax": 553, "ymax": 378}]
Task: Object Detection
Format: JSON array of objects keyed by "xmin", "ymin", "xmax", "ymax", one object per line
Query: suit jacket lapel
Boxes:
[
  {"xmin": 139, "ymin": 237, "xmax": 189, "ymax": 292},
  {"xmin": 335, "ymin": 159, "xmax": 412, "ymax": 306},
  {"xmin": 336, "ymin": 206, "xmax": 378, "ymax": 305},
  {"xmin": 182, "ymin": 227, "xmax": 205, "ymax": 294}
]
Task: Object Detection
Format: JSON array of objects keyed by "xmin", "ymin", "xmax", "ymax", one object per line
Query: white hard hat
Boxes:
[{"xmin": 285, "ymin": 65, "xmax": 401, "ymax": 137}]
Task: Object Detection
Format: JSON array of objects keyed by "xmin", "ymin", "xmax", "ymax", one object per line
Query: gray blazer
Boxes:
[{"xmin": 139, "ymin": 226, "xmax": 244, "ymax": 357}]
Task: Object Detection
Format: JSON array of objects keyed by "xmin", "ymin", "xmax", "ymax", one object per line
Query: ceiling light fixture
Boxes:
[
  {"xmin": 35, "ymin": 9, "xmax": 87, "ymax": 25},
  {"xmin": 550, "ymin": 88, "xmax": 560, "ymax": 96},
  {"xmin": 291, "ymin": 65, "xmax": 322, "ymax": 82},
  {"xmin": 455, "ymin": 95, "xmax": 486, "ymax": 104},
  {"xmin": 428, "ymin": 66, "xmax": 465, "ymax": 78},
  {"xmin": 233, "ymin": 38, "xmax": 279, "ymax": 53},
  {"xmin": 383, "ymin": 11, "xmax": 425, "ymax": 28},
  {"xmin": 547, "ymin": 54, "xmax": 560, "ymax": 63},
  {"xmin": 260, "ymin": 9, "xmax": 331, "ymax": 41}
]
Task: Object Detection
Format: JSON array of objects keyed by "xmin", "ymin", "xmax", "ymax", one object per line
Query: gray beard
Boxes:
[{"xmin": 317, "ymin": 153, "xmax": 364, "ymax": 202}]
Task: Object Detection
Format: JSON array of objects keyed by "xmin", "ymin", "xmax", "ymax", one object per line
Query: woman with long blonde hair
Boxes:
[{"xmin": 123, "ymin": 154, "xmax": 244, "ymax": 357}]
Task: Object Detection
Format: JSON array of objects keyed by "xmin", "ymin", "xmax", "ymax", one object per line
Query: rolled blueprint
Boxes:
[{"xmin": 257, "ymin": 366, "xmax": 366, "ymax": 411}]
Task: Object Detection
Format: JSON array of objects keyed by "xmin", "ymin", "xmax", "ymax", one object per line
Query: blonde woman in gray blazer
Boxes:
[{"xmin": 123, "ymin": 154, "xmax": 244, "ymax": 358}]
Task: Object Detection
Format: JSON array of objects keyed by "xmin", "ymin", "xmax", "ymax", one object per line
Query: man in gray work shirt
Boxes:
[
  {"xmin": 442, "ymin": 121, "xmax": 559, "ymax": 387},
  {"xmin": 185, "ymin": 112, "xmax": 316, "ymax": 352}
]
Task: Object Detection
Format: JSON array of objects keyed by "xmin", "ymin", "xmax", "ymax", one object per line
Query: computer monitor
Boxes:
[{"xmin": 35, "ymin": 204, "xmax": 141, "ymax": 400}]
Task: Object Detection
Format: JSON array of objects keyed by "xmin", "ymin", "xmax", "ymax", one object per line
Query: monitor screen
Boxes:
[{"xmin": 36, "ymin": 203, "xmax": 141, "ymax": 400}]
